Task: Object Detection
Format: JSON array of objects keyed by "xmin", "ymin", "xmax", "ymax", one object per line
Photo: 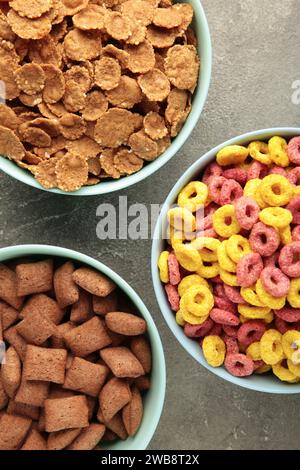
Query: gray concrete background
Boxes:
[{"xmin": 0, "ymin": 0, "xmax": 300, "ymax": 450}]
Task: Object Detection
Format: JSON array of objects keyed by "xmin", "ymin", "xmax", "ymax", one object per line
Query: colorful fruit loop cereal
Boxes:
[
  {"xmin": 158, "ymin": 135, "xmax": 300, "ymax": 382},
  {"xmin": 0, "ymin": 0, "xmax": 200, "ymax": 192},
  {"xmin": 0, "ymin": 256, "xmax": 152, "ymax": 450}
]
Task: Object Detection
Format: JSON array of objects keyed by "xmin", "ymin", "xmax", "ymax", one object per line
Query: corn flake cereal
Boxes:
[
  {"xmin": 138, "ymin": 68, "xmax": 170, "ymax": 102},
  {"xmin": 55, "ymin": 152, "xmax": 88, "ymax": 192},
  {"xmin": 165, "ymin": 45, "xmax": 199, "ymax": 91},
  {"xmin": 94, "ymin": 57, "xmax": 121, "ymax": 91}
]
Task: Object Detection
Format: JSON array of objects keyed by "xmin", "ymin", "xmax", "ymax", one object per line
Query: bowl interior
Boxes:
[
  {"xmin": 152, "ymin": 127, "xmax": 300, "ymax": 394},
  {"xmin": 0, "ymin": 0, "xmax": 212, "ymax": 196},
  {"xmin": 0, "ymin": 244, "xmax": 166, "ymax": 449}
]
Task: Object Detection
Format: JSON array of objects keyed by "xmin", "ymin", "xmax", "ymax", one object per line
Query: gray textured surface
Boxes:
[{"xmin": 1, "ymin": 0, "xmax": 300, "ymax": 450}]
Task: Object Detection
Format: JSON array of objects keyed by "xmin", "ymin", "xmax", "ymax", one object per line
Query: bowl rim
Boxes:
[
  {"xmin": 151, "ymin": 127, "xmax": 300, "ymax": 394},
  {"xmin": 0, "ymin": 244, "xmax": 166, "ymax": 449},
  {"xmin": 0, "ymin": 0, "xmax": 212, "ymax": 196}
]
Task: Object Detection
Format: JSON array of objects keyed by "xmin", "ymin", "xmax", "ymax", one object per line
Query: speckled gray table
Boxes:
[{"xmin": 1, "ymin": 0, "xmax": 300, "ymax": 450}]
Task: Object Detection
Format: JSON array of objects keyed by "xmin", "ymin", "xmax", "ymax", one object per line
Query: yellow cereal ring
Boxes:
[
  {"xmin": 260, "ymin": 174, "xmax": 294, "ymax": 207},
  {"xmin": 281, "ymin": 330, "xmax": 300, "ymax": 359},
  {"xmin": 180, "ymin": 284, "xmax": 214, "ymax": 317},
  {"xmin": 259, "ymin": 207, "xmax": 293, "ymax": 229},
  {"xmin": 197, "ymin": 261, "xmax": 219, "ymax": 279},
  {"xmin": 191, "ymin": 237, "xmax": 221, "ymax": 262},
  {"xmin": 216, "ymin": 145, "xmax": 249, "ymax": 166},
  {"xmin": 256, "ymin": 279, "xmax": 286, "ymax": 310},
  {"xmin": 239, "ymin": 314, "xmax": 248, "ymax": 324},
  {"xmin": 220, "ymin": 268, "xmax": 238, "ymax": 286},
  {"xmin": 263, "ymin": 311, "xmax": 274, "ymax": 324},
  {"xmin": 174, "ymin": 243, "xmax": 202, "ymax": 272},
  {"xmin": 178, "ymin": 181, "xmax": 208, "ymax": 213},
  {"xmin": 268, "ymin": 136, "xmax": 289, "ymax": 167},
  {"xmin": 246, "ymin": 341, "xmax": 262, "ymax": 361},
  {"xmin": 217, "ymin": 241, "xmax": 237, "ymax": 273},
  {"xmin": 255, "ymin": 364, "xmax": 272, "ymax": 374},
  {"xmin": 212, "ymin": 205, "xmax": 240, "ymax": 238},
  {"xmin": 287, "ymin": 359, "xmax": 300, "ymax": 378},
  {"xmin": 238, "ymin": 304, "xmax": 271, "ymax": 320},
  {"xmin": 181, "ymin": 309, "xmax": 208, "ymax": 326},
  {"xmin": 202, "ymin": 335, "xmax": 226, "ymax": 367},
  {"xmin": 175, "ymin": 309, "xmax": 185, "ymax": 326},
  {"xmin": 260, "ymin": 329, "xmax": 284, "ymax": 365},
  {"xmin": 240, "ymin": 286, "xmax": 266, "ymax": 307},
  {"xmin": 226, "ymin": 235, "xmax": 251, "ymax": 263},
  {"xmin": 248, "ymin": 141, "xmax": 272, "ymax": 165},
  {"xmin": 168, "ymin": 207, "xmax": 196, "ymax": 232},
  {"xmin": 272, "ymin": 361, "xmax": 299, "ymax": 382},
  {"xmin": 178, "ymin": 274, "xmax": 209, "ymax": 297},
  {"xmin": 279, "ymin": 225, "xmax": 292, "ymax": 245},
  {"xmin": 287, "ymin": 278, "xmax": 300, "ymax": 308},
  {"xmin": 243, "ymin": 179, "xmax": 267, "ymax": 209},
  {"xmin": 158, "ymin": 251, "xmax": 169, "ymax": 283}
]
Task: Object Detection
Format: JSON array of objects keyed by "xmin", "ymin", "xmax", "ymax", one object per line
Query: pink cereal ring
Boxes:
[
  {"xmin": 274, "ymin": 307, "xmax": 300, "ymax": 323},
  {"xmin": 223, "ymin": 284, "xmax": 246, "ymax": 304},
  {"xmin": 275, "ymin": 316, "xmax": 300, "ymax": 334},
  {"xmin": 222, "ymin": 168, "xmax": 247, "ymax": 185},
  {"xmin": 165, "ymin": 284, "xmax": 180, "ymax": 311},
  {"xmin": 224, "ymin": 353, "xmax": 254, "ymax": 377},
  {"xmin": 249, "ymin": 222, "xmax": 280, "ymax": 257},
  {"xmin": 264, "ymin": 252, "xmax": 280, "ymax": 268},
  {"xmin": 222, "ymin": 334, "xmax": 239, "ymax": 354},
  {"xmin": 214, "ymin": 283, "xmax": 226, "ymax": 298},
  {"xmin": 184, "ymin": 318, "xmax": 214, "ymax": 338},
  {"xmin": 208, "ymin": 176, "xmax": 226, "ymax": 205},
  {"xmin": 202, "ymin": 162, "xmax": 222, "ymax": 184},
  {"xmin": 279, "ymin": 242, "xmax": 300, "ymax": 277},
  {"xmin": 214, "ymin": 296, "xmax": 237, "ymax": 314},
  {"xmin": 292, "ymin": 226, "xmax": 300, "ymax": 242},
  {"xmin": 237, "ymin": 320, "xmax": 267, "ymax": 348},
  {"xmin": 286, "ymin": 196, "xmax": 300, "ymax": 224},
  {"xmin": 269, "ymin": 166, "xmax": 288, "ymax": 177},
  {"xmin": 167, "ymin": 252, "xmax": 181, "ymax": 286},
  {"xmin": 222, "ymin": 325, "xmax": 239, "ymax": 338},
  {"xmin": 247, "ymin": 161, "xmax": 269, "ymax": 180},
  {"xmin": 287, "ymin": 167, "xmax": 300, "ymax": 186},
  {"xmin": 235, "ymin": 196, "xmax": 260, "ymax": 231},
  {"xmin": 210, "ymin": 275, "xmax": 222, "ymax": 284},
  {"xmin": 236, "ymin": 252, "xmax": 263, "ymax": 288},
  {"xmin": 208, "ymin": 323, "xmax": 223, "ymax": 337},
  {"xmin": 220, "ymin": 179, "xmax": 243, "ymax": 205},
  {"xmin": 260, "ymin": 266, "xmax": 290, "ymax": 297},
  {"xmin": 203, "ymin": 228, "xmax": 218, "ymax": 238},
  {"xmin": 209, "ymin": 308, "xmax": 240, "ymax": 326},
  {"xmin": 288, "ymin": 136, "xmax": 300, "ymax": 165}
]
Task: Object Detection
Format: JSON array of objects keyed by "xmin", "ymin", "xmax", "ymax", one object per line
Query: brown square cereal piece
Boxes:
[
  {"xmin": 24, "ymin": 345, "xmax": 67, "ymax": 384},
  {"xmin": 15, "ymin": 375, "xmax": 49, "ymax": 407},
  {"xmin": 64, "ymin": 317, "xmax": 111, "ymax": 357},
  {"xmin": 0, "ymin": 301, "xmax": 19, "ymax": 330},
  {"xmin": 54, "ymin": 261, "xmax": 79, "ymax": 308},
  {"xmin": 99, "ymin": 377, "xmax": 131, "ymax": 423},
  {"xmin": 67, "ymin": 423, "xmax": 106, "ymax": 450},
  {"xmin": 44, "ymin": 395, "xmax": 89, "ymax": 432},
  {"xmin": 0, "ymin": 264, "xmax": 24, "ymax": 309},
  {"xmin": 21, "ymin": 429, "xmax": 47, "ymax": 450},
  {"xmin": 16, "ymin": 309, "xmax": 57, "ymax": 346},
  {"xmin": 49, "ymin": 384, "xmax": 77, "ymax": 400},
  {"xmin": 7, "ymin": 399, "xmax": 40, "ymax": 421},
  {"xmin": 16, "ymin": 259, "xmax": 53, "ymax": 296},
  {"xmin": 0, "ymin": 413, "xmax": 32, "ymax": 450},
  {"xmin": 20, "ymin": 294, "xmax": 65, "ymax": 325},
  {"xmin": 47, "ymin": 428, "xmax": 82, "ymax": 450},
  {"xmin": 63, "ymin": 357, "xmax": 109, "ymax": 397},
  {"xmin": 70, "ymin": 289, "xmax": 93, "ymax": 323},
  {"xmin": 50, "ymin": 321, "xmax": 76, "ymax": 349},
  {"xmin": 72, "ymin": 266, "xmax": 116, "ymax": 297},
  {"xmin": 0, "ymin": 376, "xmax": 8, "ymax": 411},
  {"xmin": 3, "ymin": 326, "xmax": 27, "ymax": 361},
  {"xmin": 93, "ymin": 292, "xmax": 118, "ymax": 316},
  {"xmin": 100, "ymin": 346, "xmax": 144, "ymax": 378}
]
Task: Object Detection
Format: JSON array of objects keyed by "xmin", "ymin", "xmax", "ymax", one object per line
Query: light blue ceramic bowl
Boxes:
[
  {"xmin": 152, "ymin": 128, "xmax": 300, "ymax": 394},
  {"xmin": 0, "ymin": 0, "xmax": 212, "ymax": 196},
  {"xmin": 0, "ymin": 244, "xmax": 166, "ymax": 449}
]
